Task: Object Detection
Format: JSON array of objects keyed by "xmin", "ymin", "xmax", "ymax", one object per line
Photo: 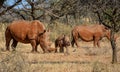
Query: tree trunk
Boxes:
[
  {"xmin": 31, "ymin": 2, "xmax": 35, "ymax": 20},
  {"xmin": 110, "ymin": 30, "xmax": 117, "ymax": 63}
]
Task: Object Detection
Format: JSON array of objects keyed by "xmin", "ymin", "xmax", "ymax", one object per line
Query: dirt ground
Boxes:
[{"xmin": 0, "ymin": 37, "xmax": 120, "ymax": 72}]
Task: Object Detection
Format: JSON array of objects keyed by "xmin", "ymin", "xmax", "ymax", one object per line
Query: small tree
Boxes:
[{"xmin": 88, "ymin": 0, "xmax": 120, "ymax": 63}]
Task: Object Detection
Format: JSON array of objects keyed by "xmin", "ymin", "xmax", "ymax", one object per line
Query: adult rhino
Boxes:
[
  {"xmin": 71, "ymin": 24, "xmax": 116, "ymax": 48},
  {"xmin": 5, "ymin": 20, "xmax": 49, "ymax": 53}
]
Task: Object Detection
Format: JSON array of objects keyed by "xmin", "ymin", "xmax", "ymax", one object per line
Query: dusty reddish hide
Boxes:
[
  {"xmin": 44, "ymin": 29, "xmax": 52, "ymax": 47},
  {"xmin": 71, "ymin": 24, "xmax": 116, "ymax": 48},
  {"xmin": 55, "ymin": 34, "xmax": 70, "ymax": 54},
  {"xmin": 43, "ymin": 29, "xmax": 56, "ymax": 52},
  {"xmin": 5, "ymin": 20, "xmax": 50, "ymax": 53}
]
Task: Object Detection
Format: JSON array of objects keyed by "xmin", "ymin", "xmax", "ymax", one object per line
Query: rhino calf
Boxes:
[{"xmin": 55, "ymin": 34, "xmax": 70, "ymax": 54}]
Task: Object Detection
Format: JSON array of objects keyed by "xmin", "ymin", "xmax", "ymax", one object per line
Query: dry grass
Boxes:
[{"xmin": 0, "ymin": 23, "xmax": 120, "ymax": 72}]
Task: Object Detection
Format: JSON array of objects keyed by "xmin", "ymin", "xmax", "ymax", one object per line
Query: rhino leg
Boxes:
[
  {"xmin": 73, "ymin": 36, "xmax": 80, "ymax": 48},
  {"xmin": 65, "ymin": 47, "xmax": 69, "ymax": 55},
  {"xmin": 5, "ymin": 38, "xmax": 12, "ymax": 51},
  {"xmin": 74, "ymin": 40, "xmax": 79, "ymax": 48},
  {"xmin": 94, "ymin": 37, "xmax": 100, "ymax": 48},
  {"xmin": 55, "ymin": 47, "xmax": 58, "ymax": 53},
  {"xmin": 30, "ymin": 40, "xmax": 37, "ymax": 52},
  {"xmin": 35, "ymin": 44, "xmax": 39, "ymax": 53},
  {"xmin": 93, "ymin": 39, "xmax": 96, "ymax": 47},
  {"xmin": 72, "ymin": 31, "xmax": 80, "ymax": 48},
  {"xmin": 55, "ymin": 41, "xmax": 58, "ymax": 53},
  {"xmin": 5, "ymin": 28, "xmax": 12, "ymax": 51},
  {"xmin": 5, "ymin": 36, "xmax": 12, "ymax": 51},
  {"xmin": 60, "ymin": 47, "xmax": 64, "ymax": 53},
  {"xmin": 71, "ymin": 38, "xmax": 75, "ymax": 47},
  {"xmin": 11, "ymin": 39, "xmax": 18, "ymax": 51},
  {"xmin": 97, "ymin": 42, "xmax": 100, "ymax": 48}
]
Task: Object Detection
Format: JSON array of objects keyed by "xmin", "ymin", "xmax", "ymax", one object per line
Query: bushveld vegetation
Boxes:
[{"xmin": 0, "ymin": 0, "xmax": 120, "ymax": 72}]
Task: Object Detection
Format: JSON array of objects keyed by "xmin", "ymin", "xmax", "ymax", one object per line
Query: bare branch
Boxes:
[
  {"xmin": 0, "ymin": 0, "xmax": 22, "ymax": 16},
  {"xmin": 0, "ymin": 0, "xmax": 5, "ymax": 8},
  {"xmin": 95, "ymin": 11, "xmax": 111, "ymax": 28}
]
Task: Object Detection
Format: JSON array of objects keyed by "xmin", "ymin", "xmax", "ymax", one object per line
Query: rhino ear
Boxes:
[{"xmin": 39, "ymin": 30, "xmax": 46, "ymax": 36}]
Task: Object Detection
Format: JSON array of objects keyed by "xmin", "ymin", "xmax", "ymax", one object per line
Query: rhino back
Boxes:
[{"xmin": 74, "ymin": 25, "xmax": 105, "ymax": 41}]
